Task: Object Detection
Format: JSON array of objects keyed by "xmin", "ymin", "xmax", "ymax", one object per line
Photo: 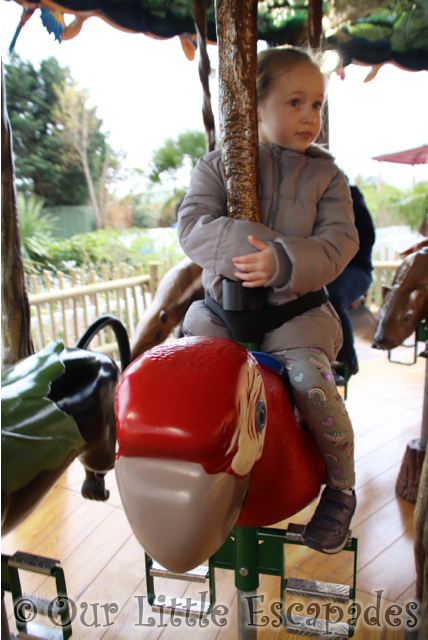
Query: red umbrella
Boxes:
[{"xmin": 372, "ymin": 145, "xmax": 428, "ymax": 165}]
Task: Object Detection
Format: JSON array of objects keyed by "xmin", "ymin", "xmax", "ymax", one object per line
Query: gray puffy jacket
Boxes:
[{"xmin": 177, "ymin": 142, "xmax": 359, "ymax": 360}]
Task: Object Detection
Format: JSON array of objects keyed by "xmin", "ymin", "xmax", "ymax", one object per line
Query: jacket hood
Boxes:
[
  {"xmin": 259, "ymin": 142, "xmax": 335, "ymax": 161},
  {"xmin": 305, "ymin": 143, "xmax": 335, "ymax": 160},
  {"xmin": 205, "ymin": 142, "xmax": 335, "ymax": 163}
]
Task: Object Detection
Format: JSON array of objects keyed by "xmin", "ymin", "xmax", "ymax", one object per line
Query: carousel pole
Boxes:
[
  {"xmin": 308, "ymin": 0, "xmax": 323, "ymax": 49},
  {"xmin": 193, "ymin": 0, "xmax": 216, "ymax": 152},
  {"xmin": 307, "ymin": 0, "xmax": 329, "ymax": 147},
  {"xmin": 1, "ymin": 62, "xmax": 33, "ymax": 369},
  {"xmin": 215, "ymin": 1, "xmax": 259, "ymax": 636},
  {"xmin": 215, "ymin": 0, "xmax": 260, "ymax": 223}
]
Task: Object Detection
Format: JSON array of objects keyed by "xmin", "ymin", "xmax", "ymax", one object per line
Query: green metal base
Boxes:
[
  {"xmin": 1, "ymin": 552, "xmax": 71, "ymax": 640},
  {"xmin": 145, "ymin": 523, "xmax": 358, "ymax": 637},
  {"xmin": 388, "ymin": 320, "xmax": 427, "ymax": 365}
]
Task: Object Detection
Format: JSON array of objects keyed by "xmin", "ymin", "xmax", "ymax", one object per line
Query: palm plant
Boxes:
[{"xmin": 17, "ymin": 192, "xmax": 57, "ymax": 272}]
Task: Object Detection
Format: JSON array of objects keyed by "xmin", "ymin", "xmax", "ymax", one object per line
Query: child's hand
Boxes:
[{"xmin": 232, "ymin": 236, "xmax": 276, "ymax": 288}]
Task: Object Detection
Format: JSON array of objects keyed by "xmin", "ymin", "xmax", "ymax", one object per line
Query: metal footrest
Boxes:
[
  {"xmin": 7, "ymin": 553, "xmax": 60, "ymax": 576},
  {"xmin": 145, "ymin": 554, "xmax": 214, "ymax": 619},
  {"xmin": 2, "ymin": 552, "xmax": 71, "ymax": 640},
  {"xmin": 149, "ymin": 561, "xmax": 209, "ymax": 583},
  {"xmin": 13, "ymin": 594, "xmax": 61, "ymax": 619},
  {"xmin": 15, "ymin": 621, "xmax": 65, "ymax": 640},
  {"xmin": 286, "ymin": 613, "xmax": 352, "ymax": 639},
  {"xmin": 285, "ymin": 578, "xmax": 351, "ymax": 603},
  {"xmin": 285, "ymin": 523, "xmax": 309, "ymax": 542},
  {"xmin": 152, "ymin": 595, "xmax": 210, "ymax": 618}
]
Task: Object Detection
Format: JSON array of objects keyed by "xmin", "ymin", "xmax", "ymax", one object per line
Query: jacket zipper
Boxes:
[{"xmin": 267, "ymin": 145, "xmax": 281, "ymax": 229}]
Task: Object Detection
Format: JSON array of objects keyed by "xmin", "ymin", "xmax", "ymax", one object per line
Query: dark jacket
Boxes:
[{"xmin": 349, "ymin": 186, "xmax": 375, "ymax": 274}]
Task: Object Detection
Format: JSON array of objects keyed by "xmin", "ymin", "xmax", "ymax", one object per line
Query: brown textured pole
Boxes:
[
  {"xmin": 215, "ymin": 0, "xmax": 260, "ymax": 222},
  {"xmin": 1, "ymin": 63, "xmax": 33, "ymax": 369},
  {"xmin": 307, "ymin": 0, "xmax": 329, "ymax": 147},
  {"xmin": 307, "ymin": 0, "xmax": 323, "ymax": 49},
  {"xmin": 193, "ymin": 0, "xmax": 216, "ymax": 152}
]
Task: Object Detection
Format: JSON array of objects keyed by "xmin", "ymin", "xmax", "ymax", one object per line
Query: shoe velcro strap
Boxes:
[
  {"xmin": 313, "ymin": 503, "xmax": 352, "ymax": 526},
  {"xmin": 322, "ymin": 488, "xmax": 355, "ymax": 508},
  {"xmin": 312, "ymin": 489, "xmax": 355, "ymax": 527}
]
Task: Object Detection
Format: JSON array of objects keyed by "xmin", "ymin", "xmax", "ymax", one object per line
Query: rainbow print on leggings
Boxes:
[{"xmin": 308, "ymin": 386, "xmax": 327, "ymax": 407}]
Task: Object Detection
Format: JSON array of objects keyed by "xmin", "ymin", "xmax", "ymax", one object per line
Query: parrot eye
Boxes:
[{"xmin": 255, "ymin": 399, "xmax": 267, "ymax": 432}]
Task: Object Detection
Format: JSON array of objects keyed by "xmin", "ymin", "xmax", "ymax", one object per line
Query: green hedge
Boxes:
[{"xmin": 41, "ymin": 228, "xmax": 185, "ymax": 275}]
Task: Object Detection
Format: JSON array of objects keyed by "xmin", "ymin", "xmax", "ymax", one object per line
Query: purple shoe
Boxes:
[{"xmin": 304, "ymin": 487, "xmax": 356, "ymax": 554}]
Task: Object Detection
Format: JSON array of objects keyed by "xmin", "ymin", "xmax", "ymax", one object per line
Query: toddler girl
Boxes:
[{"xmin": 177, "ymin": 47, "xmax": 359, "ymax": 554}]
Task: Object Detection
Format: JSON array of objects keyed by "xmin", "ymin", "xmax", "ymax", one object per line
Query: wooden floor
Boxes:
[{"xmin": 3, "ymin": 337, "xmax": 426, "ymax": 639}]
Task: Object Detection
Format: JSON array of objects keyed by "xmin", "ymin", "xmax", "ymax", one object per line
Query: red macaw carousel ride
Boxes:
[{"xmin": 113, "ymin": 4, "xmax": 357, "ymax": 638}]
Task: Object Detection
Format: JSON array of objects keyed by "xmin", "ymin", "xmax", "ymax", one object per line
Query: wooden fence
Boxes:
[
  {"xmin": 366, "ymin": 249, "xmax": 400, "ymax": 311},
  {"xmin": 27, "ymin": 256, "xmax": 401, "ymax": 361},
  {"xmin": 27, "ymin": 262, "xmax": 161, "ymax": 361},
  {"xmin": 366, "ymin": 260, "xmax": 400, "ymax": 310}
]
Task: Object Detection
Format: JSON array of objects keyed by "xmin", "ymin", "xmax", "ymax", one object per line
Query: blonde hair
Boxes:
[{"xmin": 256, "ymin": 47, "xmax": 324, "ymax": 103}]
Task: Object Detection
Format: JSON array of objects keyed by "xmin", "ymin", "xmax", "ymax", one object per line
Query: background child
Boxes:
[
  {"xmin": 327, "ymin": 183, "xmax": 376, "ymax": 382},
  {"xmin": 177, "ymin": 47, "xmax": 359, "ymax": 554}
]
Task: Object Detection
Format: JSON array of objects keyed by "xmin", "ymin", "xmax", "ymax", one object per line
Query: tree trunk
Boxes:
[
  {"xmin": 215, "ymin": 0, "xmax": 260, "ymax": 222},
  {"xmin": 414, "ymin": 446, "xmax": 428, "ymax": 638},
  {"xmin": 98, "ymin": 144, "xmax": 110, "ymax": 228},
  {"xmin": 421, "ymin": 354, "xmax": 428, "ymax": 449},
  {"xmin": 79, "ymin": 106, "xmax": 102, "ymax": 230},
  {"xmin": 1, "ymin": 63, "xmax": 33, "ymax": 369},
  {"xmin": 396, "ymin": 438, "xmax": 426, "ymax": 503},
  {"xmin": 81, "ymin": 152, "xmax": 102, "ymax": 230}
]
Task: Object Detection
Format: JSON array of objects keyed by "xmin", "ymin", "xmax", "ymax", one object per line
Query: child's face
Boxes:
[{"xmin": 258, "ymin": 62, "xmax": 325, "ymax": 152}]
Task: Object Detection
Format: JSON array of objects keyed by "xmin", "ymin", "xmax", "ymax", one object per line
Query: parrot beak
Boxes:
[{"xmin": 115, "ymin": 456, "xmax": 249, "ymax": 574}]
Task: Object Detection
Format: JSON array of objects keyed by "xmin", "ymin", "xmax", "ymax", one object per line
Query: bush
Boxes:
[
  {"xmin": 395, "ymin": 182, "xmax": 428, "ymax": 230},
  {"xmin": 17, "ymin": 192, "xmax": 58, "ymax": 273},
  {"xmin": 133, "ymin": 204, "xmax": 158, "ymax": 228},
  {"xmin": 356, "ymin": 177, "xmax": 428, "ymax": 230},
  {"xmin": 41, "ymin": 227, "xmax": 185, "ymax": 276}
]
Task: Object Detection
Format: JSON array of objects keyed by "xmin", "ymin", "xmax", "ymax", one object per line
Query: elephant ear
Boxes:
[{"xmin": 1, "ymin": 342, "xmax": 86, "ymax": 493}]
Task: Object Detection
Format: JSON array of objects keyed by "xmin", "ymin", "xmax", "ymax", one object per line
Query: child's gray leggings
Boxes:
[{"xmin": 273, "ymin": 347, "xmax": 355, "ymax": 490}]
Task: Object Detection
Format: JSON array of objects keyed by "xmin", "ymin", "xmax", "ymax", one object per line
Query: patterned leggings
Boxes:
[{"xmin": 273, "ymin": 347, "xmax": 355, "ymax": 490}]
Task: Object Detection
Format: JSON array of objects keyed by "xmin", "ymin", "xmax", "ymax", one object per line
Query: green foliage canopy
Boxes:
[
  {"xmin": 4, "ymin": 54, "xmax": 110, "ymax": 207},
  {"xmin": 357, "ymin": 177, "xmax": 428, "ymax": 230},
  {"xmin": 148, "ymin": 129, "xmax": 206, "ymax": 184}
]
